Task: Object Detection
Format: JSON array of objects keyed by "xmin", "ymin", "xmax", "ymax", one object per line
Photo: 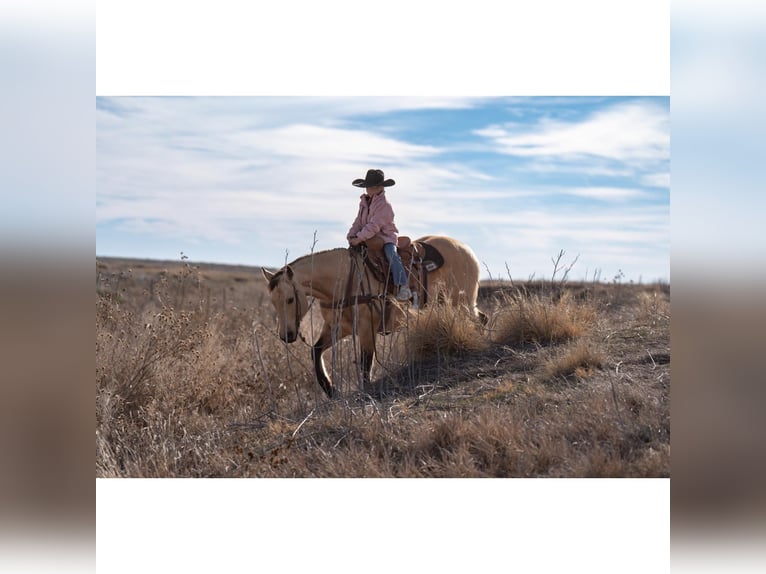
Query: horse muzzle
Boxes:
[{"xmin": 281, "ymin": 331, "xmax": 297, "ymax": 344}]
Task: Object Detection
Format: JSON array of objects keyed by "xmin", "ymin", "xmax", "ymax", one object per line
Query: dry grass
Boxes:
[
  {"xmin": 401, "ymin": 298, "xmax": 489, "ymax": 359},
  {"xmin": 96, "ymin": 257, "xmax": 670, "ymax": 478},
  {"xmin": 490, "ymin": 290, "xmax": 596, "ymax": 346},
  {"xmin": 542, "ymin": 339, "xmax": 605, "ymax": 382}
]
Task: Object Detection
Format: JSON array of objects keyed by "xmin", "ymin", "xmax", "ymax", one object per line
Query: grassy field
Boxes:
[{"xmin": 96, "ymin": 256, "xmax": 669, "ymax": 477}]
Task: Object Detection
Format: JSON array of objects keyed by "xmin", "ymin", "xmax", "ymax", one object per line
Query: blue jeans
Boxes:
[{"xmin": 384, "ymin": 243, "xmax": 408, "ymax": 286}]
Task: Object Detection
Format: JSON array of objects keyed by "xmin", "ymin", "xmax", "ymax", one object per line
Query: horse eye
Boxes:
[{"xmin": 286, "ymin": 297, "xmax": 295, "ymax": 304}]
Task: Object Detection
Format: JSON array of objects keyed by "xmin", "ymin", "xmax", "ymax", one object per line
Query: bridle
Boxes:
[
  {"xmin": 277, "ymin": 273, "xmax": 308, "ymax": 345},
  {"xmin": 276, "ymin": 249, "xmax": 387, "ymax": 343}
]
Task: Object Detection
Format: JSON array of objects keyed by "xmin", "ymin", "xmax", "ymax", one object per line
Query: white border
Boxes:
[
  {"xmin": 97, "ymin": 478, "xmax": 669, "ymax": 572},
  {"xmin": 97, "ymin": 0, "xmax": 669, "ymax": 95}
]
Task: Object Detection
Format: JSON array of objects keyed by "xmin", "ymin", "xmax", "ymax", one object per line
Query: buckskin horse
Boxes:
[{"xmin": 261, "ymin": 235, "xmax": 484, "ymax": 398}]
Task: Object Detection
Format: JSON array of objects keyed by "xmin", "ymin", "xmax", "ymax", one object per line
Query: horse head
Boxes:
[{"xmin": 261, "ymin": 265, "xmax": 309, "ymax": 343}]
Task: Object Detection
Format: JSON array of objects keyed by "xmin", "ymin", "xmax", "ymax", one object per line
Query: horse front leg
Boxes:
[
  {"xmin": 312, "ymin": 322, "xmax": 335, "ymax": 398},
  {"xmin": 357, "ymin": 326, "xmax": 377, "ymax": 389},
  {"xmin": 360, "ymin": 345, "xmax": 375, "ymax": 387},
  {"xmin": 339, "ymin": 307, "xmax": 377, "ymax": 390}
]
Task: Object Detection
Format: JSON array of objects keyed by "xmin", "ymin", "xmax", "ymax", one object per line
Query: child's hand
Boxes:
[{"xmin": 349, "ymin": 237, "xmax": 363, "ymax": 247}]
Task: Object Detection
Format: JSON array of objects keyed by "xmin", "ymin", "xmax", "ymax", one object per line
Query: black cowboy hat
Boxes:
[{"xmin": 352, "ymin": 169, "xmax": 395, "ymax": 188}]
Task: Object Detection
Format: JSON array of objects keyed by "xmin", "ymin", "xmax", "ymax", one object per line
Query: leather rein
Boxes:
[{"xmin": 319, "ymin": 247, "xmax": 385, "ymax": 310}]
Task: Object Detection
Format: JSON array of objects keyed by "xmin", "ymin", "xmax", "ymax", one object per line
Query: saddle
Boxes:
[{"xmin": 360, "ymin": 236, "xmax": 444, "ymax": 307}]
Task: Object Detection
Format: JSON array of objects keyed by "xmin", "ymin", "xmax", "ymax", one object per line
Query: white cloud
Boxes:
[
  {"xmin": 563, "ymin": 187, "xmax": 648, "ymax": 200},
  {"xmin": 97, "ymin": 98, "xmax": 497, "ymax": 243},
  {"xmin": 519, "ymin": 162, "xmax": 633, "ymax": 178},
  {"xmin": 475, "ymin": 101, "xmax": 670, "ymax": 165},
  {"xmin": 642, "ymin": 172, "xmax": 671, "ymax": 188},
  {"xmin": 229, "ymin": 124, "xmax": 440, "ymax": 162},
  {"xmin": 475, "ymin": 205, "xmax": 669, "ymax": 282}
]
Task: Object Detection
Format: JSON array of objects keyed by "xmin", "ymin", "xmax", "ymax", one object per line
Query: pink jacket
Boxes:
[{"xmin": 347, "ymin": 190, "xmax": 399, "ymax": 245}]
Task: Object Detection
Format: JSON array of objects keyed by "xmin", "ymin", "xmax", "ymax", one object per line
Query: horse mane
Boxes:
[
  {"xmin": 267, "ymin": 247, "xmax": 348, "ymax": 292},
  {"xmin": 288, "ymin": 248, "xmax": 343, "ymax": 267}
]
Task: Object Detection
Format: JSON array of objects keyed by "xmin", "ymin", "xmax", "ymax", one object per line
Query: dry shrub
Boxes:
[
  {"xmin": 402, "ymin": 299, "xmax": 488, "ymax": 360},
  {"xmin": 97, "ymin": 267, "xmax": 281, "ymax": 476},
  {"xmin": 96, "ymin": 296, "xmax": 211, "ymax": 420},
  {"xmin": 491, "ymin": 291, "xmax": 595, "ymax": 346},
  {"xmin": 636, "ymin": 289, "xmax": 670, "ymax": 328},
  {"xmin": 95, "ymin": 260, "xmax": 323, "ymax": 477}
]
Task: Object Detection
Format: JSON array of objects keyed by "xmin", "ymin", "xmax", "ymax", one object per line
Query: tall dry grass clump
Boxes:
[
  {"xmin": 402, "ymin": 299, "xmax": 488, "ymax": 360},
  {"xmin": 490, "ymin": 290, "xmax": 596, "ymax": 347},
  {"xmin": 542, "ymin": 340, "xmax": 605, "ymax": 382}
]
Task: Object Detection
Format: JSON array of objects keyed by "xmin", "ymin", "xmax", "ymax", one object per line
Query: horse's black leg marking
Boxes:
[
  {"xmin": 360, "ymin": 347, "xmax": 374, "ymax": 386},
  {"xmin": 312, "ymin": 335, "xmax": 335, "ymax": 398}
]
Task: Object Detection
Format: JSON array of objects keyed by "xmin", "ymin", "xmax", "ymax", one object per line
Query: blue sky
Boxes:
[{"xmin": 96, "ymin": 96, "xmax": 669, "ymax": 282}]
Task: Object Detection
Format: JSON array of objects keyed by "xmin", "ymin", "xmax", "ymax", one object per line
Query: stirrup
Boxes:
[{"xmin": 396, "ymin": 286, "xmax": 412, "ymax": 301}]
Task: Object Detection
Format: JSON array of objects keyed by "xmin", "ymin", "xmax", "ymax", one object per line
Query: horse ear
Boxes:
[
  {"xmin": 285, "ymin": 265, "xmax": 294, "ymax": 280},
  {"xmin": 261, "ymin": 268, "xmax": 275, "ymax": 282}
]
